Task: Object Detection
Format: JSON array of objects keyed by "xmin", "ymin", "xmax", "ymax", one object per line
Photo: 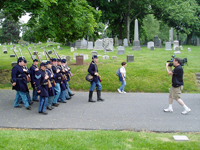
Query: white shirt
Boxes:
[{"xmin": 120, "ymin": 66, "xmax": 126, "ymax": 77}]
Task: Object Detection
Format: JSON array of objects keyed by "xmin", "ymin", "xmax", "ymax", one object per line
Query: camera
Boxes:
[{"xmin": 166, "ymin": 55, "xmax": 188, "ymax": 67}]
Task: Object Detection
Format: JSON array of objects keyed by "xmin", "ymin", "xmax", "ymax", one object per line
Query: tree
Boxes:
[{"xmin": 22, "ymin": 28, "xmax": 36, "ymax": 43}]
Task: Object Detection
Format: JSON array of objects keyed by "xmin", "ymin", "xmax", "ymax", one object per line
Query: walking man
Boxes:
[
  {"xmin": 164, "ymin": 58, "xmax": 191, "ymax": 115},
  {"xmin": 88, "ymin": 55, "xmax": 104, "ymax": 102}
]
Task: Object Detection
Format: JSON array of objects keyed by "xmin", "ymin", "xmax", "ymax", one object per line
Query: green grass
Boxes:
[
  {"xmin": 0, "ymin": 43, "xmax": 200, "ymax": 93},
  {"xmin": 0, "ymin": 129, "xmax": 199, "ymax": 149}
]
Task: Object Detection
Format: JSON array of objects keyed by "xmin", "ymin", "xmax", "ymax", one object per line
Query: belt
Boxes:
[
  {"xmin": 57, "ymin": 77, "xmax": 61, "ymax": 80},
  {"xmin": 41, "ymin": 82, "xmax": 48, "ymax": 86}
]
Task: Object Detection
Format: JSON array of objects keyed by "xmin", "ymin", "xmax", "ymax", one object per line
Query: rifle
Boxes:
[
  {"xmin": 18, "ymin": 48, "xmax": 24, "ymax": 59},
  {"xmin": 35, "ymin": 51, "xmax": 41, "ymax": 63},
  {"xmin": 53, "ymin": 48, "xmax": 61, "ymax": 59},
  {"xmin": 13, "ymin": 48, "xmax": 19, "ymax": 59},
  {"xmin": 28, "ymin": 47, "xmax": 34, "ymax": 60},
  {"xmin": 43, "ymin": 49, "xmax": 49, "ymax": 61}
]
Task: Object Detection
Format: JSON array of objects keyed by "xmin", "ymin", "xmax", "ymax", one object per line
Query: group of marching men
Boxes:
[{"xmin": 11, "ymin": 57, "xmax": 74, "ymax": 115}]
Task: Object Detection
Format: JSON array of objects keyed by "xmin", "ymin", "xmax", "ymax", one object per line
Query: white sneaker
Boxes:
[
  {"xmin": 163, "ymin": 108, "xmax": 173, "ymax": 112},
  {"xmin": 117, "ymin": 89, "xmax": 122, "ymax": 94},
  {"xmin": 123, "ymin": 91, "xmax": 126, "ymax": 93},
  {"xmin": 181, "ymin": 108, "xmax": 191, "ymax": 115}
]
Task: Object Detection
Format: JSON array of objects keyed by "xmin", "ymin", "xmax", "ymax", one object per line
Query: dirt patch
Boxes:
[{"xmin": 0, "ymin": 69, "xmax": 11, "ymax": 84}]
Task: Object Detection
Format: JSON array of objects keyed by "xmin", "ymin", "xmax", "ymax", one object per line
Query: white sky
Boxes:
[{"xmin": 19, "ymin": 13, "xmax": 31, "ymax": 37}]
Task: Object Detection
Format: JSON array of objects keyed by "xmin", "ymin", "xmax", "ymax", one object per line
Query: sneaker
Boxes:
[
  {"xmin": 163, "ymin": 108, "xmax": 173, "ymax": 112},
  {"xmin": 181, "ymin": 108, "xmax": 191, "ymax": 115},
  {"xmin": 117, "ymin": 89, "xmax": 122, "ymax": 94},
  {"xmin": 123, "ymin": 91, "xmax": 126, "ymax": 93}
]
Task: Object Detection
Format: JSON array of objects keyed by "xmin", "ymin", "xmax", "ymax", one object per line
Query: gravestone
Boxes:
[
  {"xmin": 112, "ymin": 56, "xmax": 118, "ymax": 59},
  {"xmin": 66, "ymin": 56, "xmax": 71, "ymax": 62},
  {"xmin": 10, "ymin": 54, "xmax": 15, "ymax": 57},
  {"xmin": 173, "ymin": 40, "xmax": 179, "ymax": 50},
  {"xmin": 127, "ymin": 55, "xmax": 134, "ymax": 62},
  {"xmin": 48, "ymin": 50, "xmax": 52, "ymax": 54},
  {"xmin": 132, "ymin": 19, "xmax": 141, "ymax": 50},
  {"xmin": 147, "ymin": 41, "xmax": 154, "ymax": 49},
  {"xmin": 11, "ymin": 62, "xmax": 17, "ymax": 67},
  {"xmin": 123, "ymin": 38, "xmax": 128, "ymax": 47},
  {"xmin": 93, "ymin": 39, "xmax": 104, "ymax": 50},
  {"xmin": 165, "ymin": 42, "xmax": 172, "ymax": 50},
  {"xmin": 76, "ymin": 55, "xmax": 84, "ymax": 65},
  {"xmin": 3, "ymin": 50, "xmax": 7, "ymax": 54},
  {"xmin": 194, "ymin": 38, "xmax": 200, "ymax": 46},
  {"xmin": 31, "ymin": 55, "xmax": 36, "ymax": 60},
  {"xmin": 84, "ymin": 54, "xmax": 89, "ymax": 60},
  {"xmin": 102, "ymin": 55, "xmax": 109, "ymax": 60},
  {"xmin": 80, "ymin": 38, "xmax": 87, "ymax": 49},
  {"xmin": 91, "ymin": 51, "xmax": 97, "ymax": 56},
  {"xmin": 59, "ymin": 47, "xmax": 63, "ymax": 50},
  {"xmin": 57, "ymin": 45, "xmax": 60, "ymax": 49},
  {"xmin": 169, "ymin": 27, "xmax": 173, "ymax": 43},
  {"xmin": 173, "ymin": 135, "xmax": 189, "ymax": 141},
  {"xmin": 73, "ymin": 53, "xmax": 78, "ymax": 60},
  {"xmin": 74, "ymin": 47, "xmax": 77, "ymax": 51},
  {"xmin": 180, "ymin": 46, "xmax": 183, "ymax": 50},
  {"xmin": 103, "ymin": 38, "xmax": 114, "ymax": 52},
  {"xmin": 70, "ymin": 43, "xmax": 75, "ymax": 47},
  {"xmin": 188, "ymin": 48, "xmax": 191, "ymax": 52},
  {"xmin": 33, "ymin": 51, "xmax": 37, "ymax": 55},
  {"xmin": 71, "ymin": 47, "xmax": 74, "ymax": 52},
  {"xmin": 87, "ymin": 41, "xmax": 93, "ymax": 50},
  {"xmin": 174, "ymin": 46, "xmax": 181, "ymax": 54},
  {"xmin": 118, "ymin": 39, "xmax": 123, "ymax": 45},
  {"xmin": 75, "ymin": 40, "xmax": 81, "ymax": 49},
  {"xmin": 154, "ymin": 36, "xmax": 159, "ymax": 48},
  {"xmin": 114, "ymin": 36, "xmax": 119, "ymax": 46},
  {"xmin": 150, "ymin": 46, "xmax": 154, "ymax": 51},
  {"xmin": 117, "ymin": 46, "xmax": 125, "ymax": 55},
  {"xmin": 61, "ymin": 55, "xmax": 66, "ymax": 59},
  {"xmin": 38, "ymin": 55, "xmax": 42, "ymax": 60}
]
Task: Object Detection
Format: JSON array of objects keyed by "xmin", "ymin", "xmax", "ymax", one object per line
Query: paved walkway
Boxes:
[{"xmin": 0, "ymin": 90, "xmax": 199, "ymax": 132}]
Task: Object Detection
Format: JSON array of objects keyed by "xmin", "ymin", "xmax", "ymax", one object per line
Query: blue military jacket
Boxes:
[
  {"xmin": 46, "ymin": 69, "xmax": 55, "ymax": 96},
  {"xmin": 35, "ymin": 69, "xmax": 49, "ymax": 97},
  {"xmin": 11, "ymin": 64, "xmax": 28, "ymax": 92},
  {"xmin": 30, "ymin": 64, "xmax": 38, "ymax": 87},
  {"xmin": 52, "ymin": 65, "xmax": 62, "ymax": 83},
  {"xmin": 88, "ymin": 61, "xmax": 99, "ymax": 83},
  {"xmin": 57, "ymin": 65, "xmax": 66, "ymax": 91}
]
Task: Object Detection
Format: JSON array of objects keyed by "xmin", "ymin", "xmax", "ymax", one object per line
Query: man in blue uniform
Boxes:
[
  {"xmin": 88, "ymin": 55, "xmax": 104, "ymax": 102},
  {"xmin": 35, "ymin": 62, "xmax": 49, "ymax": 115},
  {"xmin": 11, "ymin": 58, "xmax": 31, "ymax": 110},
  {"xmin": 46, "ymin": 61, "xmax": 56, "ymax": 110},
  {"xmin": 51, "ymin": 58, "xmax": 61, "ymax": 107},
  {"xmin": 30, "ymin": 59, "xmax": 39, "ymax": 102}
]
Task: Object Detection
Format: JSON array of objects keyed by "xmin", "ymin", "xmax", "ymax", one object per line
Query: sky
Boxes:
[{"xmin": 19, "ymin": 13, "xmax": 31, "ymax": 37}]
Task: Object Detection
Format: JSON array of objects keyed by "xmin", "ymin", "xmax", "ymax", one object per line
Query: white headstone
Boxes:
[
  {"xmin": 117, "ymin": 46, "xmax": 125, "ymax": 55},
  {"xmin": 112, "ymin": 56, "xmax": 118, "ymax": 59},
  {"xmin": 188, "ymin": 48, "xmax": 191, "ymax": 52},
  {"xmin": 123, "ymin": 38, "xmax": 128, "ymax": 47},
  {"xmin": 94, "ymin": 39, "xmax": 104, "ymax": 50},
  {"xmin": 57, "ymin": 45, "xmax": 60, "ymax": 49},
  {"xmin": 102, "ymin": 55, "xmax": 109, "ymax": 59},
  {"xmin": 165, "ymin": 42, "xmax": 172, "ymax": 50},
  {"xmin": 147, "ymin": 41, "xmax": 154, "ymax": 49},
  {"xmin": 91, "ymin": 51, "xmax": 97, "ymax": 56},
  {"xmin": 173, "ymin": 40, "xmax": 179, "ymax": 50},
  {"xmin": 71, "ymin": 47, "xmax": 74, "ymax": 52},
  {"xmin": 114, "ymin": 36, "xmax": 119, "ymax": 46},
  {"xmin": 103, "ymin": 38, "xmax": 114, "ymax": 52},
  {"xmin": 75, "ymin": 40, "xmax": 81, "ymax": 49},
  {"xmin": 173, "ymin": 135, "xmax": 189, "ymax": 141},
  {"xmin": 74, "ymin": 47, "xmax": 77, "ymax": 51},
  {"xmin": 66, "ymin": 56, "xmax": 71, "ymax": 62},
  {"xmin": 73, "ymin": 53, "xmax": 78, "ymax": 60},
  {"xmin": 61, "ymin": 55, "xmax": 66, "ymax": 59},
  {"xmin": 180, "ymin": 45, "xmax": 183, "ymax": 50},
  {"xmin": 84, "ymin": 54, "xmax": 88, "ymax": 60},
  {"xmin": 80, "ymin": 38, "xmax": 87, "ymax": 49},
  {"xmin": 87, "ymin": 41, "xmax": 93, "ymax": 50}
]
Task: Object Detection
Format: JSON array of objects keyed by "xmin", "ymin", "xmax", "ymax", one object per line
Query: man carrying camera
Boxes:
[{"xmin": 164, "ymin": 58, "xmax": 191, "ymax": 115}]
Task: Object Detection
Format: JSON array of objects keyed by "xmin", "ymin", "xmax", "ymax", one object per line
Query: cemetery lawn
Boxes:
[
  {"xmin": 0, "ymin": 44, "xmax": 200, "ymax": 93},
  {"xmin": 0, "ymin": 129, "xmax": 199, "ymax": 149}
]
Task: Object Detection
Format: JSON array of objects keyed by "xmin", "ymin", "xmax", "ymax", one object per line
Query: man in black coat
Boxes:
[{"xmin": 87, "ymin": 55, "xmax": 104, "ymax": 102}]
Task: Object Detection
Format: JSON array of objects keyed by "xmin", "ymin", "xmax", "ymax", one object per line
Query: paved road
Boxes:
[{"xmin": 0, "ymin": 90, "xmax": 199, "ymax": 132}]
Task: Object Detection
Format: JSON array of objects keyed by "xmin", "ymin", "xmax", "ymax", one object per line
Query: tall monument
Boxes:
[{"xmin": 132, "ymin": 19, "xmax": 141, "ymax": 50}]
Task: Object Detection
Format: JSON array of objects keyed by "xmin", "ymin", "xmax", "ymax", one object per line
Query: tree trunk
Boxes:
[
  {"xmin": 119, "ymin": 18, "xmax": 123, "ymax": 39},
  {"xmin": 186, "ymin": 33, "xmax": 193, "ymax": 45},
  {"xmin": 126, "ymin": 0, "xmax": 130, "ymax": 44}
]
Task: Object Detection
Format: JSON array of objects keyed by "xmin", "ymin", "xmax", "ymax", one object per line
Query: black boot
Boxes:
[
  {"xmin": 97, "ymin": 90, "xmax": 104, "ymax": 101},
  {"xmin": 88, "ymin": 91, "xmax": 96, "ymax": 102}
]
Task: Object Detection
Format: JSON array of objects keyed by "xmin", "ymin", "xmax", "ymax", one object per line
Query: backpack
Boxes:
[{"xmin": 116, "ymin": 68, "xmax": 120, "ymax": 76}]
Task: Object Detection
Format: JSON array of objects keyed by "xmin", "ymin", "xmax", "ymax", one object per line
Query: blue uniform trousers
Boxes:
[
  {"xmin": 47, "ymin": 96, "xmax": 54, "ymax": 107},
  {"xmin": 52, "ymin": 83, "xmax": 61, "ymax": 104},
  {"xmin": 66, "ymin": 82, "xmax": 73, "ymax": 95},
  {"xmin": 14, "ymin": 91, "xmax": 29, "ymax": 108},
  {"xmin": 39, "ymin": 96, "xmax": 48, "ymax": 112},
  {"xmin": 18, "ymin": 92, "xmax": 32, "ymax": 103},
  {"xmin": 90, "ymin": 80, "xmax": 102, "ymax": 91},
  {"xmin": 59, "ymin": 90, "xmax": 66, "ymax": 102},
  {"xmin": 65, "ymin": 82, "xmax": 71, "ymax": 98},
  {"xmin": 32, "ymin": 88, "xmax": 38, "ymax": 100}
]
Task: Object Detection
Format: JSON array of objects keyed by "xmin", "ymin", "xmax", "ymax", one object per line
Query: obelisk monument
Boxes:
[{"xmin": 132, "ymin": 19, "xmax": 141, "ymax": 50}]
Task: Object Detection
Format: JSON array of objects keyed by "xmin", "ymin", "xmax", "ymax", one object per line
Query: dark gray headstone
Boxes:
[
  {"xmin": 150, "ymin": 46, "xmax": 154, "ymax": 51},
  {"xmin": 48, "ymin": 50, "xmax": 52, "ymax": 54},
  {"xmin": 118, "ymin": 39, "xmax": 123, "ymax": 45},
  {"xmin": 66, "ymin": 56, "xmax": 71, "ymax": 62},
  {"xmin": 11, "ymin": 62, "xmax": 17, "ymax": 67},
  {"xmin": 33, "ymin": 51, "xmax": 37, "ymax": 55},
  {"xmin": 127, "ymin": 55, "xmax": 134, "ymax": 62},
  {"xmin": 70, "ymin": 43, "xmax": 75, "ymax": 47},
  {"xmin": 59, "ymin": 47, "xmax": 63, "ymax": 50},
  {"xmin": 3, "ymin": 50, "xmax": 7, "ymax": 54},
  {"xmin": 10, "ymin": 54, "xmax": 15, "ymax": 57}
]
